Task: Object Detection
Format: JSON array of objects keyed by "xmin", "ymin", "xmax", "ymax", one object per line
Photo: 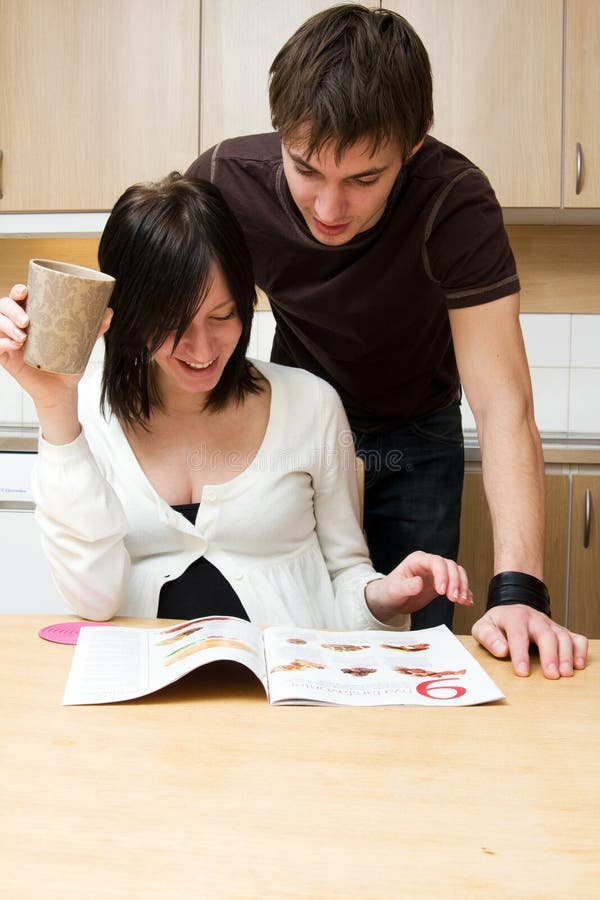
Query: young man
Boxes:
[{"xmin": 187, "ymin": 4, "xmax": 588, "ymax": 677}]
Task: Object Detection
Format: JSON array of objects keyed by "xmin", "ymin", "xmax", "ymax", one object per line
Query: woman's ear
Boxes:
[{"xmin": 98, "ymin": 307, "xmax": 114, "ymax": 339}]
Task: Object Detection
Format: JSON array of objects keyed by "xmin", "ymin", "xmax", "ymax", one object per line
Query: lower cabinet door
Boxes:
[
  {"xmin": 568, "ymin": 475, "xmax": 600, "ymax": 638},
  {"xmin": 454, "ymin": 472, "xmax": 569, "ymax": 634}
]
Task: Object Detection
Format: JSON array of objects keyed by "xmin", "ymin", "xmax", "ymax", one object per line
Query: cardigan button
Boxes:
[{"xmin": 204, "ymin": 488, "xmax": 217, "ymax": 502}]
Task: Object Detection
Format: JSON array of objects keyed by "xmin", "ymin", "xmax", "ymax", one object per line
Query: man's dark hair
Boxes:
[
  {"xmin": 98, "ymin": 174, "xmax": 260, "ymax": 427},
  {"xmin": 269, "ymin": 4, "xmax": 433, "ymax": 161}
]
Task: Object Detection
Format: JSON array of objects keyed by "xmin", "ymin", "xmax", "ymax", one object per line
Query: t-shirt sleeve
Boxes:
[
  {"xmin": 185, "ymin": 145, "xmax": 217, "ymax": 182},
  {"xmin": 423, "ymin": 168, "xmax": 520, "ymax": 308}
]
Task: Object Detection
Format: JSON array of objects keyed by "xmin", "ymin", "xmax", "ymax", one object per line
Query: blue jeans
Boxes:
[{"xmin": 353, "ymin": 401, "xmax": 465, "ymax": 630}]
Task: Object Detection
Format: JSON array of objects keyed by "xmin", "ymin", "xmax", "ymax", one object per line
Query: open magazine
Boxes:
[{"xmin": 62, "ymin": 616, "xmax": 504, "ymax": 707}]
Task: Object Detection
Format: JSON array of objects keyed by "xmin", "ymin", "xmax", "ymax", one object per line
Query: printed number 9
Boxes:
[{"xmin": 416, "ymin": 677, "xmax": 467, "ymax": 700}]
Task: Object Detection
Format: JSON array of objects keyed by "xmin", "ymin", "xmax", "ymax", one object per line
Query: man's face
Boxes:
[{"xmin": 281, "ymin": 132, "xmax": 405, "ymax": 246}]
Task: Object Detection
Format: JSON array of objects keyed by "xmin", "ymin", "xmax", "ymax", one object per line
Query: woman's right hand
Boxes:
[
  {"xmin": 0, "ymin": 284, "xmax": 112, "ymax": 444},
  {"xmin": 0, "ymin": 285, "xmax": 31, "ymax": 375},
  {"xmin": 0, "ymin": 284, "xmax": 82, "ymax": 404}
]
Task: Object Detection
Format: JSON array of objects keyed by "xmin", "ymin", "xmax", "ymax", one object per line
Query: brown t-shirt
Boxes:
[{"xmin": 187, "ymin": 133, "xmax": 519, "ymax": 432}]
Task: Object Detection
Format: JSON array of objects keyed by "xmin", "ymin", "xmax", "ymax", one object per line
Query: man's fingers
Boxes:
[
  {"xmin": 473, "ymin": 605, "xmax": 589, "ymax": 680},
  {"xmin": 471, "ymin": 612, "xmax": 511, "ymax": 661},
  {"xmin": 531, "ymin": 621, "xmax": 589, "ymax": 678},
  {"xmin": 527, "ymin": 621, "xmax": 561, "ymax": 679},
  {"xmin": 472, "ymin": 607, "xmax": 533, "ymax": 676},
  {"xmin": 572, "ymin": 632, "xmax": 589, "ymax": 670}
]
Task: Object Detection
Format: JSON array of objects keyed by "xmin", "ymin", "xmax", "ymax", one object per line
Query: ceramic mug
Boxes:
[{"xmin": 23, "ymin": 259, "xmax": 115, "ymax": 374}]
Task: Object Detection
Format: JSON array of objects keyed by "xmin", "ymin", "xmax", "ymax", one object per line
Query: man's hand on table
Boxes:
[{"xmin": 472, "ymin": 604, "xmax": 589, "ymax": 679}]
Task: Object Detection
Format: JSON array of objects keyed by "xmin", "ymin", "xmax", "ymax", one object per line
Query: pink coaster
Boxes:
[{"xmin": 38, "ymin": 621, "xmax": 114, "ymax": 645}]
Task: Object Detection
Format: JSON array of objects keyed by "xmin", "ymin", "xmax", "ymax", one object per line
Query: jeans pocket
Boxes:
[
  {"xmin": 352, "ymin": 432, "xmax": 385, "ymax": 488},
  {"xmin": 409, "ymin": 402, "xmax": 464, "ymax": 447}
]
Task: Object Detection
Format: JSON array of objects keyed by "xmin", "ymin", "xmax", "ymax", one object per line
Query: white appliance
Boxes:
[{"xmin": 0, "ymin": 450, "xmax": 65, "ymax": 614}]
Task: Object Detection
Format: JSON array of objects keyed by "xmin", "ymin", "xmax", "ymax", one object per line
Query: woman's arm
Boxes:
[
  {"xmin": 32, "ymin": 430, "xmax": 131, "ymax": 620},
  {"xmin": 311, "ymin": 380, "xmax": 472, "ymax": 629},
  {"xmin": 1, "ymin": 285, "xmax": 111, "ymax": 442},
  {"xmin": 1, "ymin": 284, "xmax": 127, "ymax": 620}
]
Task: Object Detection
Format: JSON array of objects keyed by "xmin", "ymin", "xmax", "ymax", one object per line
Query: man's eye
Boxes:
[
  {"xmin": 355, "ymin": 177, "xmax": 379, "ymax": 187},
  {"xmin": 295, "ymin": 165, "xmax": 315, "ymax": 178}
]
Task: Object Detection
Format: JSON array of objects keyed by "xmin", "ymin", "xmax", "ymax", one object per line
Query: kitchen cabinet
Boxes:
[
  {"xmin": 391, "ymin": 0, "xmax": 600, "ymax": 208},
  {"xmin": 564, "ymin": 0, "xmax": 600, "ymax": 206},
  {"xmin": 455, "ymin": 467, "xmax": 600, "ymax": 638},
  {"xmin": 387, "ymin": 0, "xmax": 563, "ymax": 207},
  {"xmin": 200, "ymin": 0, "xmax": 335, "ymax": 151},
  {"xmin": 202, "ymin": 0, "xmax": 565, "ymax": 206},
  {"xmin": 202, "ymin": 0, "xmax": 599, "ymax": 209},
  {"xmin": 454, "ymin": 471, "xmax": 569, "ymax": 634},
  {"xmin": 0, "ymin": 0, "xmax": 200, "ymax": 212},
  {"xmin": 568, "ymin": 474, "xmax": 600, "ymax": 635}
]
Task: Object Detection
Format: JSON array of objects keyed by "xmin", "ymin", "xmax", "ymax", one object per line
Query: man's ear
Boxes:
[{"xmin": 409, "ymin": 136, "xmax": 426, "ymax": 159}]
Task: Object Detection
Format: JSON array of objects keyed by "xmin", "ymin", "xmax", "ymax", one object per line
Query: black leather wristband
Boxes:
[{"xmin": 486, "ymin": 571, "xmax": 551, "ymax": 618}]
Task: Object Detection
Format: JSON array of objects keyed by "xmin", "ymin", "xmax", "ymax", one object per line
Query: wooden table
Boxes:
[{"xmin": 1, "ymin": 616, "xmax": 598, "ymax": 899}]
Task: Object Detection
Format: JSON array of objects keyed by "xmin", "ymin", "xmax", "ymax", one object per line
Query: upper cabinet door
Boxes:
[
  {"xmin": 564, "ymin": 0, "xmax": 600, "ymax": 207},
  {"xmin": 0, "ymin": 0, "xmax": 200, "ymax": 212},
  {"xmin": 200, "ymin": 1, "xmax": 340, "ymax": 152},
  {"xmin": 387, "ymin": 1, "xmax": 564, "ymax": 207}
]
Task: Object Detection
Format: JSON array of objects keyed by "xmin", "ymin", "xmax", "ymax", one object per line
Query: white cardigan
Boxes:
[{"xmin": 32, "ymin": 360, "xmax": 409, "ymax": 631}]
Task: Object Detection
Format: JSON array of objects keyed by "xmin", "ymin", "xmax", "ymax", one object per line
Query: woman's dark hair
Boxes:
[
  {"xmin": 98, "ymin": 174, "xmax": 260, "ymax": 426},
  {"xmin": 269, "ymin": 4, "xmax": 433, "ymax": 162}
]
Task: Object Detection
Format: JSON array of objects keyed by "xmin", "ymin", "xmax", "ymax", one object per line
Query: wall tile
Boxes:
[
  {"xmin": 81, "ymin": 361, "xmax": 103, "ymax": 384},
  {"xmin": 0, "ymin": 370, "xmax": 23, "ymax": 424},
  {"xmin": 21, "ymin": 354, "xmax": 103, "ymax": 426},
  {"xmin": 571, "ymin": 315, "xmax": 600, "ymax": 368},
  {"xmin": 247, "ymin": 319, "xmax": 259, "ymax": 358},
  {"xmin": 460, "ymin": 394, "xmax": 476, "ymax": 433},
  {"xmin": 89, "ymin": 337, "xmax": 106, "ymax": 365},
  {"xmin": 568, "ymin": 369, "xmax": 600, "ymax": 435},
  {"xmin": 255, "ymin": 310, "xmax": 276, "ymax": 361},
  {"xmin": 21, "ymin": 389, "xmax": 38, "ymax": 425},
  {"xmin": 520, "ymin": 314, "xmax": 571, "ymax": 368},
  {"xmin": 9, "ymin": 310, "xmax": 596, "ymax": 437},
  {"xmin": 461, "ymin": 368, "xmax": 571, "ymax": 436},
  {"xmin": 530, "ymin": 368, "xmax": 570, "ymax": 433}
]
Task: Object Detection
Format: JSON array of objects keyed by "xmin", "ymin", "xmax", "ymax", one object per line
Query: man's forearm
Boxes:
[{"xmin": 478, "ymin": 413, "xmax": 545, "ymax": 580}]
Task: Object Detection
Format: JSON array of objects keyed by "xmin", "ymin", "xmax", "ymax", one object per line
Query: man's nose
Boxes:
[{"xmin": 314, "ymin": 185, "xmax": 347, "ymax": 223}]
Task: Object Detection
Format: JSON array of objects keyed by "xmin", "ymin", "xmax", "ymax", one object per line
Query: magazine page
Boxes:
[
  {"xmin": 263, "ymin": 624, "xmax": 504, "ymax": 707},
  {"xmin": 62, "ymin": 616, "xmax": 267, "ymax": 705}
]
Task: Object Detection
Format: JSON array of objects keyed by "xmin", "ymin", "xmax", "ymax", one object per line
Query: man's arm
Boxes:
[{"xmin": 449, "ymin": 293, "xmax": 588, "ymax": 678}]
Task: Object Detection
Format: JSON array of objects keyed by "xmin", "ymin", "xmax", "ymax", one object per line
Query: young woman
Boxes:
[{"xmin": 0, "ymin": 174, "xmax": 472, "ymax": 628}]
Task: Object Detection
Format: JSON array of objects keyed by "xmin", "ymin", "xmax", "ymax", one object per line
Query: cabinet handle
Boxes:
[
  {"xmin": 0, "ymin": 148, "xmax": 3, "ymax": 199},
  {"xmin": 576, "ymin": 143, "xmax": 583, "ymax": 195},
  {"xmin": 0, "ymin": 500, "xmax": 35, "ymax": 511},
  {"xmin": 583, "ymin": 489, "xmax": 592, "ymax": 548}
]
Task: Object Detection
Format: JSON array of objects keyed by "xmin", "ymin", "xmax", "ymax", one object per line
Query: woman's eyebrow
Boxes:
[{"xmin": 208, "ymin": 297, "xmax": 236, "ymax": 311}]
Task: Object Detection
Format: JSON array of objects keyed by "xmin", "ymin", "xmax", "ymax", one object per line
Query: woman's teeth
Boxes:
[{"xmin": 184, "ymin": 359, "xmax": 214, "ymax": 369}]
